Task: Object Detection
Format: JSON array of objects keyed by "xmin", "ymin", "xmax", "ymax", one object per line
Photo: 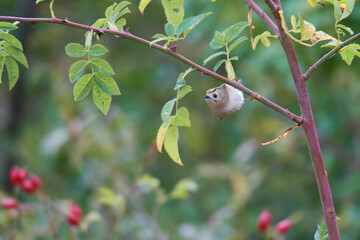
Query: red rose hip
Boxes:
[{"xmin": 256, "ymin": 210, "xmax": 272, "ymax": 232}]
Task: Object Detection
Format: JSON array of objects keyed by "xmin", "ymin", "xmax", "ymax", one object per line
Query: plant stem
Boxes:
[
  {"xmin": 262, "ymin": 1, "xmax": 340, "ymax": 239},
  {"xmin": 304, "ymin": 32, "xmax": 360, "ymax": 81},
  {"xmin": 243, "ymin": 0, "xmax": 279, "ymax": 35},
  {"xmin": 0, "ymin": 15, "xmax": 302, "ymax": 124}
]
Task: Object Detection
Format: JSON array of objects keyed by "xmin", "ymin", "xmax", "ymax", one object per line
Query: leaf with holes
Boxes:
[
  {"xmin": 161, "ymin": 0, "xmax": 184, "ymax": 30},
  {"xmin": 73, "ymin": 73, "xmax": 93, "ymax": 101}
]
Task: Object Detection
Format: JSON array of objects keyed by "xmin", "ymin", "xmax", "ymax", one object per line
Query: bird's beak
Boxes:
[{"xmin": 204, "ymin": 95, "xmax": 210, "ymax": 99}]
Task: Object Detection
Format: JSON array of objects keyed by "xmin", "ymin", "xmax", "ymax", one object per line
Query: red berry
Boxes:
[
  {"xmin": 276, "ymin": 219, "xmax": 292, "ymax": 234},
  {"xmin": 1, "ymin": 197, "xmax": 19, "ymax": 209},
  {"xmin": 30, "ymin": 175, "xmax": 42, "ymax": 190},
  {"xmin": 70, "ymin": 203, "xmax": 82, "ymax": 217},
  {"xmin": 66, "ymin": 203, "xmax": 82, "ymax": 226},
  {"xmin": 256, "ymin": 210, "xmax": 272, "ymax": 232},
  {"xmin": 21, "ymin": 179, "xmax": 36, "ymax": 194},
  {"xmin": 67, "ymin": 213, "xmax": 81, "ymax": 226},
  {"xmin": 9, "ymin": 167, "xmax": 28, "ymax": 186}
]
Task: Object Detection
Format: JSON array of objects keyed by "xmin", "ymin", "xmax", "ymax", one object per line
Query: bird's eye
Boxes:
[{"xmin": 213, "ymin": 94, "xmax": 217, "ymax": 99}]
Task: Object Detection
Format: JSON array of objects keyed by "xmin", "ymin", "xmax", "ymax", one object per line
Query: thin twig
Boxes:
[
  {"xmin": 0, "ymin": 15, "xmax": 302, "ymax": 124},
  {"xmin": 242, "ymin": 0, "xmax": 279, "ymax": 35},
  {"xmin": 261, "ymin": 123, "xmax": 300, "ymax": 146},
  {"xmin": 304, "ymin": 32, "xmax": 360, "ymax": 81}
]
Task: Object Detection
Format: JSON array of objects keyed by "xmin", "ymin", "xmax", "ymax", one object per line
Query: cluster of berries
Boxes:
[
  {"xmin": 1, "ymin": 166, "xmax": 82, "ymax": 227},
  {"xmin": 256, "ymin": 210, "xmax": 292, "ymax": 235}
]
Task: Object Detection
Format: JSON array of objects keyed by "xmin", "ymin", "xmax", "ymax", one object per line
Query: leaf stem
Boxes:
[{"xmin": 0, "ymin": 15, "xmax": 302, "ymax": 124}]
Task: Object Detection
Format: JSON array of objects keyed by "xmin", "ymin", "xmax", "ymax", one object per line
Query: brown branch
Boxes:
[
  {"xmin": 243, "ymin": 0, "xmax": 279, "ymax": 35},
  {"xmin": 264, "ymin": 1, "xmax": 341, "ymax": 239},
  {"xmin": 304, "ymin": 32, "xmax": 360, "ymax": 81},
  {"xmin": 0, "ymin": 15, "xmax": 302, "ymax": 124}
]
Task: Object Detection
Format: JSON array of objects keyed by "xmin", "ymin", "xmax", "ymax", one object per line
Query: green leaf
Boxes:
[
  {"xmin": 209, "ymin": 39, "xmax": 224, "ymax": 50},
  {"xmin": 164, "ymin": 125, "xmax": 183, "ymax": 166},
  {"xmin": 298, "ymin": 14, "xmax": 316, "ymax": 41},
  {"xmin": 203, "ymin": 51, "xmax": 226, "ymax": 65},
  {"xmin": 161, "ymin": 0, "xmax": 184, "ymax": 30},
  {"xmin": 223, "ymin": 22, "xmax": 249, "ymax": 43},
  {"xmin": 4, "ymin": 56, "xmax": 19, "ymax": 90},
  {"xmin": 152, "ymin": 33, "xmax": 167, "ymax": 39},
  {"xmin": 229, "ymin": 56, "xmax": 239, "ymax": 61},
  {"xmin": 97, "ymin": 188, "xmax": 124, "ymax": 208},
  {"xmin": 228, "ymin": 36, "xmax": 247, "ymax": 52},
  {"xmin": 340, "ymin": 43, "xmax": 360, "ymax": 65},
  {"xmin": 174, "ymin": 107, "xmax": 190, "ymax": 127},
  {"xmin": 93, "ymin": 83, "xmax": 112, "ymax": 115},
  {"xmin": 0, "ymin": 22, "xmax": 18, "ymax": 31},
  {"xmin": 69, "ymin": 60, "xmax": 88, "ymax": 83},
  {"xmin": 91, "ymin": 18, "xmax": 108, "ymax": 29},
  {"xmin": 174, "ymin": 79, "xmax": 186, "ymax": 90},
  {"xmin": 340, "ymin": 0, "xmax": 355, "ymax": 20},
  {"xmin": 213, "ymin": 31, "xmax": 225, "ymax": 44},
  {"xmin": 65, "ymin": 43, "xmax": 87, "ymax": 58},
  {"xmin": 310, "ymin": 31, "xmax": 337, "ymax": 45},
  {"xmin": 0, "ymin": 32, "xmax": 23, "ymax": 50},
  {"xmin": 165, "ymin": 23, "xmax": 175, "ymax": 36},
  {"xmin": 156, "ymin": 118, "xmax": 172, "ymax": 152},
  {"xmin": 213, "ymin": 59, "xmax": 226, "ymax": 72},
  {"xmin": 177, "ymin": 85, "xmax": 192, "ymax": 100},
  {"xmin": 176, "ymin": 12, "xmax": 213, "ymax": 37},
  {"xmin": 137, "ymin": 174, "xmax": 160, "ymax": 193},
  {"xmin": 290, "ymin": 15, "xmax": 297, "ymax": 29},
  {"xmin": 105, "ymin": 3, "xmax": 117, "ymax": 19},
  {"xmin": 115, "ymin": 18, "xmax": 126, "ymax": 31},
  {"xmin": 149, "ymin": 36, "xmax": 173, "ymax": 46},
  {"xmin": 336, "ymin": 24, "xmax": 353, "ymax": 35},
  {"xmin": 88, "ymin": 44, "xmax": 109, "ymax": 56},
  {"xmin": 252, "ymin": 31, "xmax": 272, "ymax": 50},
  {"xmin": 307, "ymin": 0, "xmax": 317, "ymax": 7},
  {"xmin": 170, "ymin": 179, "xmax": 198, "ymax": 199},
  {"xmin": 36, "ymin": 0, "xmax": 46, "ymax": 4},
  {"xmin": 320, "ymin": 220, "xmax": 327, "ymax": 236},
  {"xmin": 112, "ymin": 1, "xmax": 132, "ymax": 19},
  {"xmin": 113, "ymin": 8, "xmax": 131, "ymax": 22},
  {"xmin": 161, "ymin": 99, "xmax": 176, "ymax": 121},
  {"xmin": 333, "ymin": 0, "xmax": 342, "ymax": 22},
  {"xmin": 93, "ymin": 73, "xmax": 120, "ymax": 95},
  {"xmin": 260, "ymin": 36, "xmax": 270, "ymax": 47},
  {"xmin": 73, "ymin": 73, "xmax": 93, "ymax": 101},
  {"xmin": 139, "ymin": 0, "xmax": 153, "ymax": 14},
  {"xmin": 3, "ymin": 44, "xmax": 28, "ymax": 68},
  {"xmin": 90, "ymin": 58, "xmax": 115, "ymax": 76}
]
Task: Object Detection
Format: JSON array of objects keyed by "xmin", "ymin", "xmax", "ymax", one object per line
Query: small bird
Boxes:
[{"xmin": 204, "ymin": 83, "xmax": 244, "ymax": 119}]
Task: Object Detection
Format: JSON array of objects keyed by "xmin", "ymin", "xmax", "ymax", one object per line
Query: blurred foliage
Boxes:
[{"xmin": 0, "ymin": 0, "xmax": 360, "ymax": 239}]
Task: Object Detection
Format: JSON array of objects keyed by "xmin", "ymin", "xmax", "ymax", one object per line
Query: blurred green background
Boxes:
[{"xmin": 1, "ymin": 0, "xmax": 360, "ymax": 239}]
